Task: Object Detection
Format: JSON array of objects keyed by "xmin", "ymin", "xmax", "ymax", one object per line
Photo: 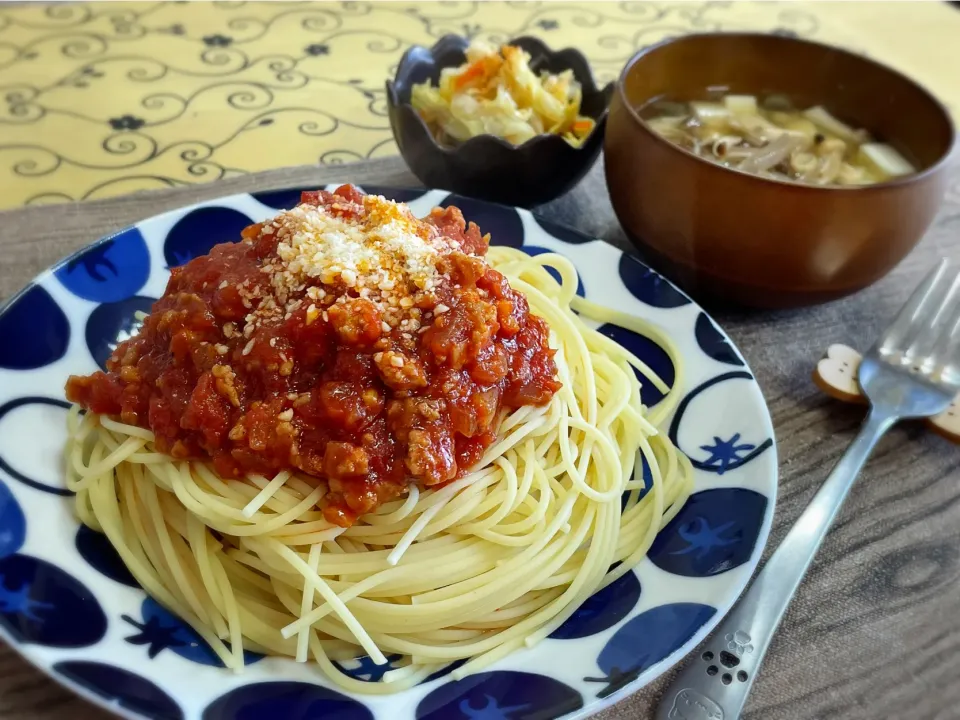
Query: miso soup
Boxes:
[{"xmin": 641, "ymin": 93, "xmax": 916, "ymax": 186}]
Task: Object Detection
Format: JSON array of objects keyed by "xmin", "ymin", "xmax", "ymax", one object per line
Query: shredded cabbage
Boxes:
[{"xmin": 410, "ymin": 40, "xmax": 596, "ymax": 148}]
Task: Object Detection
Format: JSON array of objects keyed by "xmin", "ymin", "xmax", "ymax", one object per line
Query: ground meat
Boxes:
[{"xmin": 374, "ymin": 351, "xmax": 428, "ymax": 391}]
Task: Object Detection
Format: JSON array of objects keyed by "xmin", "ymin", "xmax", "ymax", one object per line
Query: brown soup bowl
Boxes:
[{"xmin": 605, "ymin": 33, "xmax": 956, "ymax": 309}]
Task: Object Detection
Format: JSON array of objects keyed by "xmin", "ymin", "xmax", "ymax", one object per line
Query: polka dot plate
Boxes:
[{"xmin": 0, "ymin": 186, "xmax": 777, "ymax": 720}]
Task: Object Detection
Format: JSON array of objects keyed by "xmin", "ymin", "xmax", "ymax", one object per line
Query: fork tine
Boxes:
[
  {"xmin": 906, "ymin": 265, "xmax": 960, "ymax": 367},
  {"xmin": 929, "ymin": 290, "xmax": 960, "ymax": 378},
  {"xmin": 876, "ymin": 258, "xmax": 949, "ymax": 357}
]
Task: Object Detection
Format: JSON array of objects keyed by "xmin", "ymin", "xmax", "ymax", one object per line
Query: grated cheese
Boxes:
[{"xmin": 240, "ymin": 193, "xmax": 469, "ymax": 339}]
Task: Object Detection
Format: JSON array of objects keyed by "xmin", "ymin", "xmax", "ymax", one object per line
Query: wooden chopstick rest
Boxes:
[{"xmin": 813, "ymin": 343, "xmax": 960, "ymax": 442}]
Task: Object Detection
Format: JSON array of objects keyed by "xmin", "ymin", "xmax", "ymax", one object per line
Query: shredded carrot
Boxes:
[
  {"xmin": 455, "ymin": 59, "xmax": 490, "ymax": 90},
  {"xmin": 572, "ymin": 120, "xmax": 593, "ymax": 134}
]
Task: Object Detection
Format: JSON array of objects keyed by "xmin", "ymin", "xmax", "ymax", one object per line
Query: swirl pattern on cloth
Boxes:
[{"xmin": 0, "ymin": 0, "xmax": 956, "ymax": 209}]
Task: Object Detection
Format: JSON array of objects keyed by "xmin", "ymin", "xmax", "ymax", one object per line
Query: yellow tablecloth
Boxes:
[{"xmin": 1, "ymin": 1, "xmax": 958, "ymax": 210}]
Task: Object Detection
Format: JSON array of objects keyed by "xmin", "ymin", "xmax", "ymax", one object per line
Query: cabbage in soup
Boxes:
[{"xmin": 642, "ymin": 94, "xmax": 916, "ymax": 186}]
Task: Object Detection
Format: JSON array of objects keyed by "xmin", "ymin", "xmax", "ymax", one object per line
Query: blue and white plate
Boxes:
[{"xmin": 0, "ymin": 186, "xmax": 777, "ymax": 720}]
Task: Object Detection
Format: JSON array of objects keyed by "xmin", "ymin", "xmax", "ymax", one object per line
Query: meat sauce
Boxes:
[{"xmin": 66, "ymin": 185, "xmax": 561, "ymax": 526}]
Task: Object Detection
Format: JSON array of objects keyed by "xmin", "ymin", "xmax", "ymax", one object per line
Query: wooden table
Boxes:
[{"xmin": 0, "ymin": 154, "xmax": 958, "ymax": 719}]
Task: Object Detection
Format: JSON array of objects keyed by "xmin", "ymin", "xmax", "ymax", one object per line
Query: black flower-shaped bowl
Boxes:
[{"xmin": 386, "ymin": 34, "xmax": 613, "ymax": 208}]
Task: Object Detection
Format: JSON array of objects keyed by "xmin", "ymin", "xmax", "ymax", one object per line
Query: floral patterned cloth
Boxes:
[{"xmin": 1, "ymin": 0, "xmax": 958, "ymax": 210}]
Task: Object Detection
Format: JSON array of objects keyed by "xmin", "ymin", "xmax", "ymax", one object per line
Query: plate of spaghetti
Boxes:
[{"xmin": 0, "ymin": 184, "xmax": 776, "ymax": 720}]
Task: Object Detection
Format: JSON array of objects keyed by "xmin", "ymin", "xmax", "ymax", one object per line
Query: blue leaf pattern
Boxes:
[
  {"xmin": 417, "ymin": 671, "xmax": 582, "ymax": 720},
  {"xmin": 585, "ymin": 603, "xmax": 716, "ymax": 698},
  {"xmin": 123, "ymin": 597, "xmax": 262, "ymax": 667},
  {"xmin": 0, "ymin": 574, "xmax": 54, "ymax": 621},
  {"xmin": 549, "ymin": 569, "xmax": 641, "ymax": 639},
  {"xmin": 0, "ymin": 286, "xmax": 70, "ymax": 370},
  {"xmin": 670, "ymin": 518, "xmax": 739, "ymax": 560},
  {"xmin": 163, "ymin": 207, "xmax": 252, "ymax": 268},
  {"xmin": 203, "ymin": 681, "xmax": 373, "ymax": 720},
  {"xmin": 0, "ymin": 479, "xmax": 26, "ymax": 560},
  {"xmin": 75, "ymin": 526, "xmax": 139, "ymax": 587},
  {"xmin": 55, "ymin": 229, "xmax": 150, "ymax": 303},
  {"xmin": 85, "ymin": 295, "xmax": 156, "ymax": 370},
  {"xmin": 55, "ymin": 661, "xmax": 183, "ymax": 720},
  {"xmin": 699, "ymin": 434, "xmax": 757, "ymax": 475},
  {"xmin": 0, "ymin": 553, "xmax": 107, "ymax": 648},
  {"xmin": 648, "ymin": 489, "xmax": 768, "ymax": 577},
  {"xmin": 618, "ymin": 253, "xmax": 691, "ymax": 309},
  {"xmin": 695, "ymin": 312, "xmax": 744, "ymax": 367}
]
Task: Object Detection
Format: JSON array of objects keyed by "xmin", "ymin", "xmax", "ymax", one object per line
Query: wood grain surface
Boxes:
[{"xmin": 1, "ymin": 155, "xmax": 959, "ymax": 720}]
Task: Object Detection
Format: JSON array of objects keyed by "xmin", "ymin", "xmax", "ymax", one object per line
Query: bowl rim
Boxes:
[
  {"xmin": 386, "ymin": 33, "xmax": 614, "ymax": 157},
  {"xmin": 615, "ymin": 31, "xmax": 958, "ymax": 193}
]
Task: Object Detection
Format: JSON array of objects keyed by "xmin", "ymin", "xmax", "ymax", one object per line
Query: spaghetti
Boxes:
[{"xmin": 65, "ymin": 218, "xmax": 693, "ymax": 694}]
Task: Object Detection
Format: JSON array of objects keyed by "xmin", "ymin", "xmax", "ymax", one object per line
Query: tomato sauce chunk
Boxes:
[{"xmin": 66, "ymin": 185, "xmax": 561, "ymax": 526}]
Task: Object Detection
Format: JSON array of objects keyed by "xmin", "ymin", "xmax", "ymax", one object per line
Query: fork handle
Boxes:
[{"xmin": 656, "ymin": 409, "xmax": 897, "ymax": 720}]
